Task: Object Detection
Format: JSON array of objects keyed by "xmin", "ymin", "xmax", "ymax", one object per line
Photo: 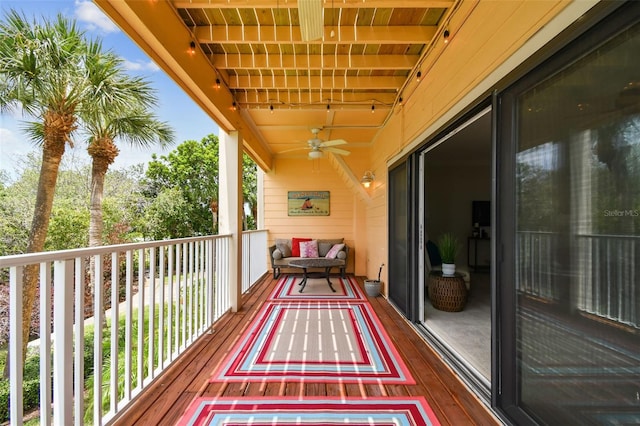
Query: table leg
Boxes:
[
  {"xmin": 298, "ymin": 268, "xmax": 308, "ymax": 292},
  {"xmin": 324, "ymin": 267, "xmax": 336, "ymax": 292}
]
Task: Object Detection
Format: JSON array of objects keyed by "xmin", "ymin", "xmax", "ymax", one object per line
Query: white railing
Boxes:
[
  {"xmin": 242, "ymin": 230, "xmax": 268, "ymax": 293},
  {"xmin": 0, "ymin": 230, "xmax": 268, "ymax": 425}
]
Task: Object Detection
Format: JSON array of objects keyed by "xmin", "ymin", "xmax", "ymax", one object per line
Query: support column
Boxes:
[{"xmin": 218, "ymin": 130, "xmax": 243, "ymax": 312}]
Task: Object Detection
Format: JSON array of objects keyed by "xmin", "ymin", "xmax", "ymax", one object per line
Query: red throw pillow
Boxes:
[{"xmin": 291, "ymin": 238, "xmax": 311, "ymax": 257}]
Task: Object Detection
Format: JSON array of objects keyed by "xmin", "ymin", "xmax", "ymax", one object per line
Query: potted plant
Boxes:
[
  {"xmin": 364, "ymin": 263, "xmax": 384, "ymax": 297},
  {"xmin": 438, "ymin": 233, "xmax": 459, "ymax": 276}
]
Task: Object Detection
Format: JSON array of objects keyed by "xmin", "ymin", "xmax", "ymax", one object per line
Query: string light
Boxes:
[
  {"xmin": 270, "ymin": 104, "xmax": 274, "ymax": 114},
  {"xmin": 443, "ymin": 29, "xmax": 450, "ymax": 44},
  {"xmin": 231, "ymin": 101, "xmax": 237, "ymax": 111},
  {"xmin": 371, "ymin": 105, "xmax": 375, "ymax": 113},
  {"xmin": 189, "ymin": 41, "xmax": 196, "ymax": 54},
  {"xmin": 416, "ymin": 71, "xmax": 422, "ymax": 82},
  {"xmin": 215, "ymin": 78, "xmax": 221, "ymax": 89}
]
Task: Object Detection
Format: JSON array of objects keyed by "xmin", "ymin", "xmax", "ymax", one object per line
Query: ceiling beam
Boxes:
[
  {"xmin": 194, "ymin": 25, "xmax": 436, "ymax": 44},
  {"xmin": 211, "ymin": 54, "xmax": 418, "ymax": 71},
  {"xmin": 229, "ymin": 75, "xmax": 405, "ymax": 90},
  {"xmin": 173, "ymin": 0, "xmax": 454, "ymax": 9},
  {"xmin": 234, "ymin": 91, "xmax": 397, "ymax": 106}
]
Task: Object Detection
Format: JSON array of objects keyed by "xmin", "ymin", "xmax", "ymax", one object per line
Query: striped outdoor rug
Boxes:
[
  {"xmin": 211, "ymin": 300, "xmax": 414, "ymax": 384},
  {"xmin": 177, "ymin": 397, "xmax": 441, "ymax": 426},
  {"xmin": 268, "ymin": 275, "xmax": 366, "ymax": 301}
]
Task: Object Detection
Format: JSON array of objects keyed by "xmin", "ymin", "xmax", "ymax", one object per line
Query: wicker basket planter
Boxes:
[{"xmin": 428, "ymin": 272, "xmax": 468, "ymax": 312}]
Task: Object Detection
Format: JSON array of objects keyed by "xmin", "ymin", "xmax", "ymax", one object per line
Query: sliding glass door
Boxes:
[{"xmin": 498, "ymin": 3, "xmax": 640, "ymax": 424}]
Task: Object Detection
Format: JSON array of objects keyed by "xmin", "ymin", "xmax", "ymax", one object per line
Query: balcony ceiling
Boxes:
[{"xmin": 97, "ymin": 0, "xmax": 455, "ymax": 170}]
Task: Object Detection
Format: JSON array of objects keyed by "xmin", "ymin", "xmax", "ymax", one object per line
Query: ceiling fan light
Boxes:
[{"xmin": 308, "ymin": 150, "xmax": 323, "ymax": 159}]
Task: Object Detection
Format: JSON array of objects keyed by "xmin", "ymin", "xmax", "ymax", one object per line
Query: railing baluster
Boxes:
[
  {"xmin": 124, "ymin": 250, "xmax": 133, "ymax": 401},
  {"xmin": 94, "ymin": 254, "xmax": 104, "ymax": 426},
  {"xmin": 168, "ymin": 244, "xmax": 174, "ymax": 362},
  {"xmin": 73, "ymin": 258, "xmax": 84, "ymax": 426},
  {"xmin": 149, "ymin": 247, "xmax": 156, "ymax": 380},
  {"xmin": 9, "ymin": 266, "xmax": 24, "ymax": 426},
  {"xmin": 175, "ymin": 243, "xmax": 182, "ymax": 352},
  {"xmin": 187, "ymin": 241, "xmax": 193, "ymax": 343},
  {"xmin": 158, "ymin": 246, "xmax": 165, "ymax": 372},
  {"xmin": 40, "ymin": 262, "xmax": 52, "ymax": 426},
  {"xmin": 137, "ymin": 248, "xmax": 145, "ymax": 390},
  {"xmin": 181, "ymin": 242, "xmax": 187, "ymax": 350},
  {"xmin": 110, "ymin": 251, "xmax": 119, "ymax": 416},
  {"xmin": 53, "ymin": 259, "xmax": 74, "ymax": 425}
]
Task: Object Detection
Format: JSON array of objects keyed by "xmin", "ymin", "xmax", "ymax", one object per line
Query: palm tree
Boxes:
[
  {"xmin": 80, "ymin": 44, "xmax": 174, "ymax": 293},
  {"xmin": 0, "ymin": 11, "xmax": 89, "ymax": 361}
]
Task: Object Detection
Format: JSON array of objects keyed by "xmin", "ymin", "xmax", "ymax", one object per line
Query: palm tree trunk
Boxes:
[
  {"xmin": 21, "ymin": 115, "xmax": 70, "ymax": 363},
  {"xmin": 88, "ymin": 138, "xmax": 118, "ymax": 308}
]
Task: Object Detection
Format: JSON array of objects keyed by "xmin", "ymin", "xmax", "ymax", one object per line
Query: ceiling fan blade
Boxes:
[
  {"xmin": 280, "ymin": 147, "xmax": 308, "ymax": 154},
  {"xmin": 325, "ymin": 147, "xmax": 351, "ymax": 156},
  {"xmin": 298, "ymin": 0, "xmax": 323, "ymax": 41},
  {"xmin": 320, "ymin": 139, "xmax": 347, "ymax": 147}
]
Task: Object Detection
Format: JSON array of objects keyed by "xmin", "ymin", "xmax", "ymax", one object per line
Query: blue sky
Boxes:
[{"xmin": 0, "ymin": 0, "xmax": 219, "ymax": 180}]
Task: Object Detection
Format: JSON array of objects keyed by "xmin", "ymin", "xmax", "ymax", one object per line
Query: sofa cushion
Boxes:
[
  {"xmin": 300, "ymin": 240, "xmax": 319, "ymax": 258},
  {"xmin": 325, "ymin": 243, "xmax": 345, "ymax": 259},
  {"xmin": 291, "ymin": 237, "xmax": 311, "ymax": 257},
  {"xmin": 318, "ymin": 242, "xmax": 333, "ymax": 257},
  {"xmin": 275, "ymin": 240, "xmax": 292, "ymax": 257},
  {"xmin": 337, "ymin": 250, "xmax": 347, "ymax": 260},
  {"xmin": 272, "ymin": 249, "xmax": 283, "ymax": 259}
]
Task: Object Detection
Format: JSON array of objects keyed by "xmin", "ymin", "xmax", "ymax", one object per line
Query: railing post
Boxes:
[{"xmin": 53, "ymin": 259, "xmax": 74, "ymax": 425}]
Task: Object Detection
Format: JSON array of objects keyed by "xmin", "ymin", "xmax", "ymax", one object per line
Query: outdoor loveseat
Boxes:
[{"xmin": 268, "ymin": 238, "xmax": 349, "ymax": 279}]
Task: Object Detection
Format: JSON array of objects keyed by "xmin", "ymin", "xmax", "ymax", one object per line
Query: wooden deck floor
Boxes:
[{"xmin": 113, "ymin": 275, "xmax": 500, "ymax": 425}]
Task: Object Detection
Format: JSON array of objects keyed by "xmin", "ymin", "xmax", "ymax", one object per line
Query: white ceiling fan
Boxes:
[{"xmin": 284, "ymin": 128, "xmax": 350, "ymax": 159}]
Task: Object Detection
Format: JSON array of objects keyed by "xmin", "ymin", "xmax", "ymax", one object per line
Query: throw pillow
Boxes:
[
  {"xmin": 318, "ymin": 242, "xmax": 333, "ymax": 257},
  {"xmin": 325, "ymin": 243, "xmax": 345, "ymax": 259},
  {"xmin": 275, "ymin": 242, "xmax": 291, "ymax": 257},
  {"xmin": 300, "ymin": 240, "xmax": 319, "ymax": 258},
  {"xmin": 272, "ymin": 249, "xmax": 283, "ymax": 260},
  {"xmin": 291, "ymin": 237, "xmax": 311, "ymax": 257}
]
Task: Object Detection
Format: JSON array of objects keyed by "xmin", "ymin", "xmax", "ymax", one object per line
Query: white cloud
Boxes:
[
  {"xmin": 0, "ymin": 128, "xmax": 20, "ymax": 146},
  {"xmin": 123, "ymin": 59, "xmax": 160, "ymax": 73},
  {"xmin": 74, "ymin": 0, "xmax": 119, "ymax": 34}
]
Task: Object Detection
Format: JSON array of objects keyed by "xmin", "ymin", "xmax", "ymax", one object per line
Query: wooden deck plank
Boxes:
[{"xmin": 112, "ymin": 275, "xmax": 499, "ymax": 425}]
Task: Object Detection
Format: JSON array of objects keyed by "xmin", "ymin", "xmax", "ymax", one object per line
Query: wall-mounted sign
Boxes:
[{"xmin": 287, "ymin": 191, "xmax": 330, "ymax": 216}]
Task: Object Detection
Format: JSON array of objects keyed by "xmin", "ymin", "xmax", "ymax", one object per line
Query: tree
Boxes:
[
  {"xmin": 143, "ymin": 135, "xmax": 221, "ymax": 238},
  {"xmin": 0, "ymin": 10, "xmax": 90, "ymax": 360},
  {"xmin": 79, "ymin": 41, "xmax": 173, "ymax": 299},
  {"xmin": 141, "ymin": 134, "xmax": 258, "ymax": 239}
]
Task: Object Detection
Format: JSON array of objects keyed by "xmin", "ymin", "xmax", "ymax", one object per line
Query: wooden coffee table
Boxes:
[{"xmin": 288, "ymin": 258, "xmax": 344, "ymax": 293}]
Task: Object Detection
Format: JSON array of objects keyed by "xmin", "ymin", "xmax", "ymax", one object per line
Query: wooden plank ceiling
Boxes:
[{"xmin": 172, "ymin": 0, "xmax": 453, "ymax": 158}]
